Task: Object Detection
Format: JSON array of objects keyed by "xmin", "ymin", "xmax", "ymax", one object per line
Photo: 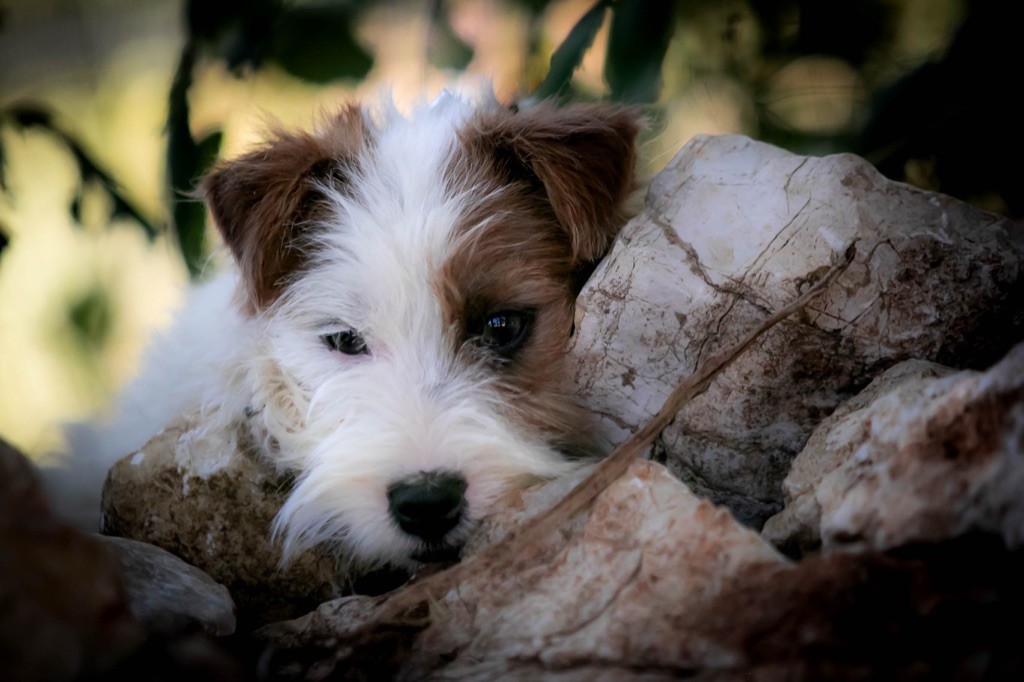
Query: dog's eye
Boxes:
[
  {"xmin": 479, "ymin": 310, "xmax": 531, "ymax": 353},
  {"xmin": 321, "ymin": 330, "xmax": 368, "ymax": 355}
]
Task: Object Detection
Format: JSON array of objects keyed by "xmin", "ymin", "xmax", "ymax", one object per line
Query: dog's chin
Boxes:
[
  {"xmin": 348, "ymin": 541, "xmax": 463, "ymax": 591},
  {"xmin": 410, "ymin": 542, "xmax": 464, "ymax": 566}
]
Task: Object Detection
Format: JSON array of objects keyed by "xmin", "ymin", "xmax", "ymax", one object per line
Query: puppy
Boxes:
[{"xmin": 51, "ymin": 91, "xmax": 640, "ymax": 569}]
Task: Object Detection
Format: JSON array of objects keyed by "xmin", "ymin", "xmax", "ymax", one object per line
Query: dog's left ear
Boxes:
[{"xmin": 468, "ymin": 102, "xmax": 641, "ymax": 264}]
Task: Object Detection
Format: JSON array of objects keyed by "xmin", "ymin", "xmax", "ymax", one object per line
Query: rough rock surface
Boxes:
[
  {"xmin": 417, "ymin": 461, "xmax": 786, "ymax": 673},
  {"xmin": 0, "ymin": 438, "xmax": 143, "ymax": 680},
  {"xmin": 101, "ymin": 415, "xmax": 349, "ymax": 625},
  {"xmin": 97, "ymin": 535, "xmax": 237, "ymax": 636},
  {"xmin": 569, "ymin": 134, "xmax": 1024, "ymax": 527},
  {"xmin": 257, "ymin": 462, "xmax": 1024, "ymax": 680},
  {"xmin": 89, "ymin": 134, "xmax": 1024, "ymax": 678},
  {"xmin": 259, "ymin": 461, "xmax": 788, "ymax": 677},
  {"xmin": 763, "ymin": 341, "xmax": 1024, "ymax": 556}
]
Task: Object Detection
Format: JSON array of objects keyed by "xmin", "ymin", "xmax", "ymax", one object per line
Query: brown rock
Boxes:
[
  {"xmin": 101, "ymin": 415, "xmax": 350, "ymax": 625},
  {"xmin": 680, "ymin": 534, "xmax": 1024, "ymax": 680},
  {"xmin": 0, "ymin": 438, "xmax": 143, "ymax": 680},
  {"xmin": 569, "ymin": 134, "xmax": 1024, "ymax": 527},
  {"xmin": 764, "ymin": 341, "xmax": 1024, "ymax": 555}
]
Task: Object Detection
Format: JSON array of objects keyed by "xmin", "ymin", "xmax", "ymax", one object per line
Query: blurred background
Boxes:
[{"xmin": 0, "ymin": 0, "xmax": 1018, "ymax": 459}]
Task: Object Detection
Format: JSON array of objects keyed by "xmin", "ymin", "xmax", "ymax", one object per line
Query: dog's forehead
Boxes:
[
  {"xmin": 282, "ymin": 96, "xmax": 486, "ymax": 327},
  {"xmin": 274, "ymin": 93, "xmax": 583, "ymax": 338}
]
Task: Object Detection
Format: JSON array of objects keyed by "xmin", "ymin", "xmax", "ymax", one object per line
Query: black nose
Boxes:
[{"xmin": 387, "ymin": 471, "xmax": 467, "ymax": 542}]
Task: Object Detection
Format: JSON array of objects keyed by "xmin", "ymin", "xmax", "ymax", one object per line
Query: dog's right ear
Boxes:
[
  {"xmin": 464, "ymin": 102, "xmax": 642, "ymax": 266},
  {"xmin": 201, "ymin": 106, "xmax": 366, "ymax": 312}
]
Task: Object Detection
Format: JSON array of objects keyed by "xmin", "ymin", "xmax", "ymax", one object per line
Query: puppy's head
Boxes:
[{"xmin": 202, "ymin": 93, "xmax": 639, "ymax": 568}]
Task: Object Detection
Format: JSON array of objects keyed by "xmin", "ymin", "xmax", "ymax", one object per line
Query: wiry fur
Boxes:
[{"xmin": 46, "ymin": 90, "xmax": 640, "ymax": 570}]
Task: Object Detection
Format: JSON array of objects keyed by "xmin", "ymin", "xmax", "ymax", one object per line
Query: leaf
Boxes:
[
  {"xmin": 167, "ymin": 43, "xmax": 209, "ymax": 277},
  {"xmin": 109, "ymin": 194, "xmax": 159, "ymax": 240},
  {"xmin": 9, "ymin": 104, "xmax": 52, "ymax": 129},
  {"xmin": 187, "ymin": 0, "xmax": 279, "ymax": 73},
  {"xmin": 271, "ymin": 5, "xmax": 373, "ymax": 83},
  {"xmin": 67, "ymin": 286, "xmax": 114, "ymax": 352},
  {"xmin": 187, "ymin": 0, "xmax": 243, "ymax": 42},
  {"xmin": 67, "ymin": 146, "xmax": 158, "ymax": 239},
  {"xmin": 196, "ymin": 130, "xmax": 223, "ymax": 176},
  {"xmin": 506, "ymin": 0, "xmax": 554, "ymax": 14},
  {"xmin": 70, "ymin": 191, "xmax": 82, "ymax": 224},
  {"xmin": 169, "ymin": 128, "xmax": 222, "ymax": 277},
  {"xmin": 604, "ymin": 0, "xmax": 675, "ymax": 104},
  {"xmin": 0, "ymin": 135, "xmax": 6, "ymax": 191},
  {"xmin": 428, "ymin": 2, "xmax": 474, "ymax": 71},
  {"xmin": 529, "ymin": 0, "xmax": 611, "ymax": 102}
]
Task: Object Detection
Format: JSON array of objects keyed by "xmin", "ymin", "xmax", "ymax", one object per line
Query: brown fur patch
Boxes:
[
  {"xmin": 436, "ymin": 103, "xmax": 641, "ymax": 451},
  {"xmin": 437, "ymin": 180, "xmax": 583, "ymax": 449},
  {"xmin": 459, "ymin": 102, "xmax": 641, "ymax": 264},
  {"xmin": 201, "ymin": 105, "xmax": 368, "ymax": 312}
]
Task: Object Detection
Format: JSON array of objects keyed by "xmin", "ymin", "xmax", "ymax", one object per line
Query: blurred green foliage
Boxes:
[
  {"xmin": 0, "ymin": 103, "xmax": 158, "ymax": 246},
  {"xmin": 605, "ymin": 1, "xmax": 675, "ymax": 103},
  {"xmin": 530, "ymin": 0, "xmax": 612, "ymax": 101},
  {"xmin": 67, "ymin": 286, "xmax": 114, "ymax": 353},
  {"xmin": 429, "ymin": 1, "xmax": 476, "ymax": 71},
  {"xmin": 170, "ymin": 0, "xmax": 375, "ymax": 276},
  {"xmin": 1, "ymin": 0, "xmax": 1021, "ymax": 273}
]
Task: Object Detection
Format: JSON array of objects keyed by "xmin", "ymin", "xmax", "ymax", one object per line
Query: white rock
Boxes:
[
  {"xmin": 257, "ymin": 461, "xmax": 790, "ymax": 677},
  {"xmin": 570, "ymin": 134, "xmax": 1024, "ymax": 527},
  {"xmin": 257, "ymin": 460, "xmax": 1024, "ymax": 679},
  {"xmin": 763, "ymin": 342, "xmax": 1024, "ymax": 553}
]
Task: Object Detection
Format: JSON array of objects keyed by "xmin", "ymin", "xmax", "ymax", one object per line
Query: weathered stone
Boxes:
[
  {"xmin": 257, "ymin": 461, "xmax": 789, "ymax": 677},
  {"xmin": 760, "ymin": 359, "xmax": 956, "ymax": 555},
  {"xmin": 569, "ymin": 134, "xmax": 1024, "ymax": 528},
  {"xmin": 420, "ymin": 461, "xmax": 786, "ymax": 673},
  {"xmin": 78, "ymin": 133, "xmax": 1024, "ymax": 678},
  {"xmin": 764, "ymin": 341, "xmax": 1024, "ymax": 555},
  {"xmin": 0, "ymin": 438, "xmax": 143, "ymax": 680},
  {"xmin": 257, "ymin": 464, "xmax": 1024, "ymax": 680},
  {"xmin": 97, "ymin": 535, "xmax": 236, "ymax": 636},
  {"xmin": 101, "ymin": 415, "xmax": 351, "ymax": 625}
]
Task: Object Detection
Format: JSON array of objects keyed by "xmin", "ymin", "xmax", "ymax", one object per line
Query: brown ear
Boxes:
[
  {"xmin": 467, "ymin": 102, "xmax": 641, "ymax": 264},
  {"xmin": 201, "ymin": 105, "xmax": 367, "ymax": 312}
]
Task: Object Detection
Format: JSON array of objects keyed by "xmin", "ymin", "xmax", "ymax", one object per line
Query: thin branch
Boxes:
[{"xmin": 365, "ymin": 242, "xmax": 858, "ymax": 629}]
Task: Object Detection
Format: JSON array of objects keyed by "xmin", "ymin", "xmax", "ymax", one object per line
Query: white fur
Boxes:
[{"xmin": 46, "ymin": 91, "xmax": 577, "ymax": 569}]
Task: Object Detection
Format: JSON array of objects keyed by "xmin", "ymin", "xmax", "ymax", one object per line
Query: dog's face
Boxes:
[{"xmin": 202, "ymin": 93, "xmax": 639, "ymax": 569}]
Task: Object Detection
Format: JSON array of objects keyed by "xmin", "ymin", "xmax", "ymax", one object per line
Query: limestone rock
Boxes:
[
  {"xmin": 0, "ymin": 438, "xmax": 143, "ymax": 680},
  {"xmin": 80, "ymin": 134, "xmax": 1024, "ymax": 677},
  {"xmin": 257, "ymin": 463, "xmax": 1024, "ymax": 680},
  {"xmin": 569, "ymin": 134, "xmax": 1024, "ymax": 527},
  {"xmin": 763, "ymin": 341, "xmax": 1024, "ymax": 555},
  {"xmin": 257, "ymin": 461, "xmax": 789, "ymax": 677},
  {"xmin": 760, "ymin": 359, "xmax": 956, "ymax": 554},
  {"xmin": 101, "ymin": 415, "xmax": 349, "ymax": 625},
  {"xmin": 97, "ymin": 535, "xmax": 236, "ymax": 636},
  {"xmin": 418, "ymin": 461, "xmax": 786, "ymax": 673}
]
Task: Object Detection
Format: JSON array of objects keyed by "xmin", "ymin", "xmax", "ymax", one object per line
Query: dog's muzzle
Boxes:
[{"xmin": 387, "ymin": 470, "xmax": 467, "ymax": 544}]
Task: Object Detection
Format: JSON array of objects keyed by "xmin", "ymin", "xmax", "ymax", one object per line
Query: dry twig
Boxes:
[{"xmin": 360, "ymin": 244, "xmax": 856, "ymax": 631}]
